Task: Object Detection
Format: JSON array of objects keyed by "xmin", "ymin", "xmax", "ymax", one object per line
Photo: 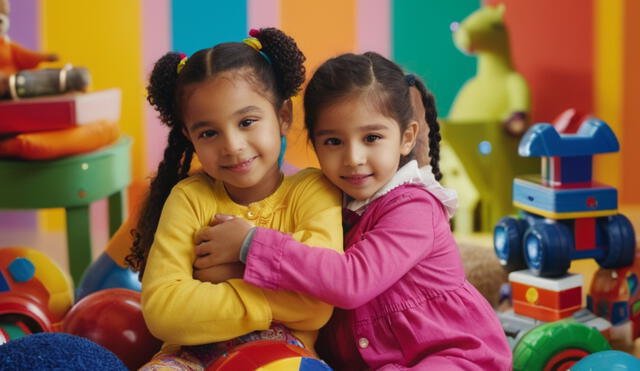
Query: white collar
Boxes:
[{"xmin": 346, "ymin": 160, "xmax": 458, "ymax": 218}]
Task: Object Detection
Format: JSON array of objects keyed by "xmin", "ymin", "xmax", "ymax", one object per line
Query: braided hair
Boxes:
[
  {"xmin": 409, "ymin": 76, "xmax": 442, "ymax": 180},
  {"xmin": 303, "ymin": 51, "xmax": 441, "ymax": 179},
  {"xmin": 126, "ymin": 28, "xmax": 306, "ymax": 278}
]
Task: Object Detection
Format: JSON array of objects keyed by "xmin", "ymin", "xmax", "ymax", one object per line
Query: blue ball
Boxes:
[
  {"xmin": 571, "ymin": 350, "xmax": 640, "ymax": 371},
  {"xmin": 0, "ymin": 332, "xmax": 127, "ymax": 370}
]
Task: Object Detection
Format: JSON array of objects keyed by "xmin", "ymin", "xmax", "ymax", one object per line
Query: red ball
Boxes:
[{"xmin": 62, "ymin": 288, "xmax": 162, "ymax": 370}]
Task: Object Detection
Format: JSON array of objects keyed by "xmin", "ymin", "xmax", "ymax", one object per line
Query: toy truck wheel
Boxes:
[
  {"xmin": 513, "ymin": 321, "xmax": 611, "ymax": 371},
  {"xmin": 597, "ymin": 214, "xmax": 636, "ymax": 269},
  {"xmin": 524, "ymin": 222, "xmax": 572, "ymax": 277},
  {"xmin": 494, "ymin": 217, "xmax": 529, "ymax": 271}
]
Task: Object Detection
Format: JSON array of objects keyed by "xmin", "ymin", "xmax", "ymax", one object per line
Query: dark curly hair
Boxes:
[
  {"xmin": 126, "ymin": 28, "xmax": 306, "ymax": 278},
  {"xmin": 303, "ymin": 52, "xmax": 441, "ymax": 179}
]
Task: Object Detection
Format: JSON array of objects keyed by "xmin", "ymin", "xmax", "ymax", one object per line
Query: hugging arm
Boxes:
[
  {"xmin": 244, "ymin": 190, "xmax": 437, "ymax": 309},
  {"xmin": 193, "ymin": 171, "xmax": 344, "ymax": 330},
  {"xmin": 140, "ymin": 187, "xmax": 273, "ymax": 345}
]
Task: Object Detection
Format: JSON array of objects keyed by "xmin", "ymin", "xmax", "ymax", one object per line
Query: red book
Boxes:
[{"xmin": 0, "ymin": 89, "xmax": 121, "ymax": 134}]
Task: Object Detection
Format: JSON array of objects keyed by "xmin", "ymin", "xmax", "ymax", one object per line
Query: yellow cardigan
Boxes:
[{"xmin": 141, "ymin": 168, "xmax": 343, "ymax": 354}]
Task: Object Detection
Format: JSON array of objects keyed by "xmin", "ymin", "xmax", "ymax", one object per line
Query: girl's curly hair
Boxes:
[{"xmin": 126, "ymin": 28, "xmax": 306, "ymax": 279}]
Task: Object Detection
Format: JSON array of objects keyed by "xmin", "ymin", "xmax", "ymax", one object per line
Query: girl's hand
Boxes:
[
  {"xmin": 193, "ymin": 215, "xmax": 253, "ymax": 270},
  {"xmin": 193, "ymin": 263, "xmax": 244, "ymax": 283}
]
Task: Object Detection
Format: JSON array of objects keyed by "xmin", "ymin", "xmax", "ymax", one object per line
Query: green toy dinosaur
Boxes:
[{"xmin": 440, "ymin": 4, "xmax": 538, "ymax": 233}]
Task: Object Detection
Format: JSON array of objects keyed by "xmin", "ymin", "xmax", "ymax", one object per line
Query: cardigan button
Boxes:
[{"xmin": 358, "ymin": 337, "xmax": 369, "ymax": 349}]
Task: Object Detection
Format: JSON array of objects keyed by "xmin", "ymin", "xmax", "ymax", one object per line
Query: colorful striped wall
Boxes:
[{"xmin": 1, "ymin": 0, "xmax": 638, "ymax": 245}]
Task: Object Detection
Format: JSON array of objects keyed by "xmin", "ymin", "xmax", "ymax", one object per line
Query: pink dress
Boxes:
[{"xmin": 244, "ymin": 161, "xmax": 512, "ymax": 370}]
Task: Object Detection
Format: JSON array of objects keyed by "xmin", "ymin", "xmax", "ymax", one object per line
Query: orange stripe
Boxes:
[{"xmin": 280, "ymin": 0, "xmax": 357, "ymax": 169}]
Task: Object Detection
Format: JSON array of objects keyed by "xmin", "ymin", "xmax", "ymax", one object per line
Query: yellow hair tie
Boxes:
[
  {"xmin": 176, "ymin": 56, "xmax": 188, "ymax": 74},
  {"xmin": 243, "ymin": 37, "xmax": 263, "ymax": 51}
]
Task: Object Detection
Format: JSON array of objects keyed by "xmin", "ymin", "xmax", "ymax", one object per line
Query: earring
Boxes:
[{"xmin": 278, "ymin": 135, "xmax": 287, "ymax": 168}]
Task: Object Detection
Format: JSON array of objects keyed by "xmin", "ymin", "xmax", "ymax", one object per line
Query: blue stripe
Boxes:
[{"xmin": 171, "ymin": 0, "xmax": 248, "ymax": 55}]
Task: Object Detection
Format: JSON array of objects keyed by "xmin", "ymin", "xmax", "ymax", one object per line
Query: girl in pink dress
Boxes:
[{"xmin": 193, "ymin": 52, "xmax": 512, "ymax": 370}]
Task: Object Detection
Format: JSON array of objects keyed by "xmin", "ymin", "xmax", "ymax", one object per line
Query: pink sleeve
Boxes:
[{"xmin": 244, "ymin": 189, "xmax": 439, "ymax": 309}]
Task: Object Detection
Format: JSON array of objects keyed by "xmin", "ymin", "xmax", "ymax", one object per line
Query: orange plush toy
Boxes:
[{"xmin": 0, "ymin": 0, "xmax": 57, "ymax": 94}]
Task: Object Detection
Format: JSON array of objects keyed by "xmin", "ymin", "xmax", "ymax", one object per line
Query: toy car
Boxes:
[{"xmin": 0, "ymin": 247, "xmax": 73, "ymax": 344}]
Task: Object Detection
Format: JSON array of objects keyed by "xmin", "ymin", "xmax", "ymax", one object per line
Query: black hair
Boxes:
[
  {"xmin": 410, "ymin": 76, "xmax": 442, "ymax": 180},
  {"xmin": 126, "ymin": 28, "xmax": 306, "ymax": 278},
  {"xmin": 303, "ymin": 52, "xmax": 441, "ymax": 179}
]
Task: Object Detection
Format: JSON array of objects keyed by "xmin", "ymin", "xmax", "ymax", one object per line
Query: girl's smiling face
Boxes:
[
  {"xmin": 313, "ymin": 93, "xmax": 418, "ymax": 201},
  {"xmin": 182, "ymin": 71, "xmax": 291, "ymax": 205}
]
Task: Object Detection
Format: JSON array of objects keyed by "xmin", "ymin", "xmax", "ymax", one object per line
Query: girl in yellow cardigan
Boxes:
[{"xmin": 127, "ymin": 28, "xmax": 343, "ymax": 370}]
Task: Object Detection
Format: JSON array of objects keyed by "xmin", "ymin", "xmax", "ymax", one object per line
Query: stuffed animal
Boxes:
[
  {"xmin": 0, "ymin": 0, "xmax": 59, "ymax": 97},
  {"xmin": 0, "ymin": 0, "xmax": 57, "ymax": 76}
]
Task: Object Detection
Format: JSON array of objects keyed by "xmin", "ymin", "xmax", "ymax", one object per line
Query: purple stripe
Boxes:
[
  {"xmin": 0, "ymin": 210, "xmax": 37, "ymax": 229},
  {"xmin": 8, "ymin": 0, "xmax": 39, "ymax": 49}
]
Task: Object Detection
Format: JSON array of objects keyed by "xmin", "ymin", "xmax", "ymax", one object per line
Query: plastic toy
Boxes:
[
  {"xmin": 0, "ymin": 0, "xmax": 57, "ymax": 96},
  {"xmin": 510, "ymin": 270, "xmax": 583, "ymax": 322},
  {"xmin": 494, "ymin": 118, "xmax": 636, "ymax": 277},
  {"xmin": 441, "ymin": 4, "xmax": 538, "ymax": 233},
  {"xmin": 75, "ymin": 252, "xmax": 140, "ymax": 301},
  {"xmin": 207, "ymin": 340, "xmax": 332, "ymax": 371},
  {"xmin": 499, "ymin": 307, "xmax": 612, "ymax": 370},
  {"xmin": 62, "ymin": 288, "xmax": 162, "ymax": 370},
  {"xmin": 571, "ymin": 350, "xmax": 640, "ymax": 371},
  {"xmin": 511, "ymin": 320, "xmax": 610, "ymax": 371},
  {"xmin": 0, "ymin": 247, "xmax": 73, "ymax": 343},
  {"xmin": 0, "ymin": 332, "xmax": 128, "ymax": 371},
  {"xmin": 588, "ymin": 249, "xmax": 640, "ymax": 342}
]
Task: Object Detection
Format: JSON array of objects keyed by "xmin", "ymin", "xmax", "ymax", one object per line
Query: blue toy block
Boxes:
[
  {"xmin": 519, "ymin": 119, "xmax": 619, "ymax": 157},
  {"xmin": 8, "ymin": 257, "xmax": 35, "ymax": 283},
  {"xmin": 513, "ymin": 176, "xmax": 618, "ymax": 218},
  {"xmin": 542, "ymin": 156, "xmax": 593, "ymax": 185}
]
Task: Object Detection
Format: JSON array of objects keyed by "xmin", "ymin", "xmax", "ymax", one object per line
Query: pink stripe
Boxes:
[
  {"xmin": 142, "ymin": 0, "xmax": 171, "ymax": 173},
  {"xmin": 357, "ymin": 0, "xmax": 390, "ymax": 57},
  {"xmin": 248, "ymin": 0, "xmax": 280, "ymax": 29}
]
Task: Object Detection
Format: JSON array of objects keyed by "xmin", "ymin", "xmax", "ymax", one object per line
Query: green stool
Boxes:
[{"xmin": 0, "ymin": 136, "xmax": 132, "ymax": 285}]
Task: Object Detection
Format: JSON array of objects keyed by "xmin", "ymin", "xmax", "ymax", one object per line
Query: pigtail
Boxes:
[
  {"xmin": 126, "ymin": 52, "xmax": 194, "ymax": 279},
  {"xmin": 413, "ymin": 77, "xmax": 442, "ymax": 181},
  {"xmin": 146, "ymin": 52, "xmax": 183, "ymax": 128},
  {"xmin": 253, "ymin": 27, "xmax": 306, "ymax": 100}
]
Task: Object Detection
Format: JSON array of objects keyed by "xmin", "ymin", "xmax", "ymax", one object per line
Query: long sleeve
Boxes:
[
  {"xmin": 141, "ymin": 186, "xmax": 272, "ymax": 345},
  {"xmin": 244, "ymin": 187, "xmax": 438, "ymax": 309},
  {"xmin": 260, "ymin": 170, "xmax": 343, "ymax": 331},
  {"xmin": 141, "ymin": 170, "xmax": 343, "ymax": 347}
]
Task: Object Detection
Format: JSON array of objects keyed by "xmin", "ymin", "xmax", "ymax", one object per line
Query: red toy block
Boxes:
[
  {"xmin": 574, "ymin": 217, "xmax": 596, "ymax": 251},
  {"xmin": 510, "ymin": 270, "xmax": 583, "ymax": 322}
]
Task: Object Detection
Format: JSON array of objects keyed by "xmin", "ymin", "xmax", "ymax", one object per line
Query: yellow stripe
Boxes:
[
  {"xmin": 258, "ymin": 357, "xmax": 301, "ymax": 370},
  {"xmin": 39, "ymin": 0, "xmax": 145, "ymax": 230},
  {"xmin": 593, "ymin": 0, "xmax": 623, "ymax": 188},
  {"xmin": 513, "ymin": 201, "xmax": 617, "ymax": 219}
]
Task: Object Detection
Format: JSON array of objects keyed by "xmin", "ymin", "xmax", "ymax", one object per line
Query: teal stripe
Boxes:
[
  {"xmin": 392, "ymin": 0, "xmax": 480, "ymax": 116},
  {"xmin": 171, "ymin": 0, "xmax": 248, "ymax": 55}
]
